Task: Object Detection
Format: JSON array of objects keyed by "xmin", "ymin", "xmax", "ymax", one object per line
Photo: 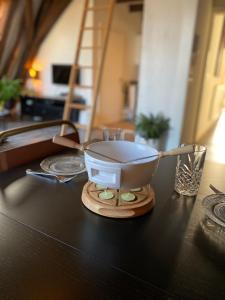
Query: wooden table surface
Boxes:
[{"xmin": 0, "ymin": 156, "xmax": 225, "ymax": 300}]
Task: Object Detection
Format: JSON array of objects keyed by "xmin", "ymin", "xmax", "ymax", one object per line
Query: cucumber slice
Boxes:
[
  {"xmin": 95, "ymin": 184, "xmax": 107, "ymax": 190},
  {"xmin": 99, "ymin": 191, "xmax": 114, "ymax": 200},
  {"xmin": 130, "ymin": 187, "xmax": 142, "ymax": 192},
  {"xmin": 121, "ymin": 192, "xmax": 136, "ymax": 202}
]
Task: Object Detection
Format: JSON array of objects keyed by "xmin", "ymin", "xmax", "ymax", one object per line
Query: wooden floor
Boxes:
[
  {"xmin": 98, "ymin": 120, "xmax": 135, "ymax": 130},
  {"xmin": 1, "ymin": 115, "xmax": 224, "ymax": 164},
  {"xmin": 0, "ymin": 117, "xmax": 135, "ymax": 144},
  {"xmin": 0, "ymin": 118, "xmax": 32, "ymax": 131}
]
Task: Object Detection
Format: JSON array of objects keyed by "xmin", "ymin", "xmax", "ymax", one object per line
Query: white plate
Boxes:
[
  {"xmin": 214, "ymin": 202, "xmax": 225, "ymax": 223},
  {"xmin": 202, "ymin": 194, "xmax": 225, "ymax": 228},
  {"xmin": 40, "ymin": 154, "xmax": 86, "ymax": 176}
]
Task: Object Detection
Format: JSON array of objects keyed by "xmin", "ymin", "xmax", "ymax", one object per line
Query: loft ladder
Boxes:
[{"xmin": 61, "ymin": 0, "xmax": 116, "ymax": 141}]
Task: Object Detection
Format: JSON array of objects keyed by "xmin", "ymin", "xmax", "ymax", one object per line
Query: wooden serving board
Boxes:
[{"xmin": 82, "ymin": 181, "xmax": 155, "ymax": 218}]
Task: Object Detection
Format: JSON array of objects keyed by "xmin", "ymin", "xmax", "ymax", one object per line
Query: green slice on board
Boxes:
[
  {"xmin": 120, "ymin": 192, "xmax": 136, "ymax": 202},
  {"xmin": 130, "ymin": 187, "xmax": 142, "ymax": 192},
  {"xmin": 99, "ymin": 191, "xmax": 114, "ymax": 200}
]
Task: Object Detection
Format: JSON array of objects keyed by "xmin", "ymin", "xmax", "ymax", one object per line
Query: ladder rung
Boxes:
[
  {"xmin": 69, "ymin": 103, "xmax": 91, "ymax": 110},
  {"xmin": 83, "ymin": 26, "xmax": 104, "ymax": 31},
  {"xmin": 74, "ymin": 65, "xmax": 99, "ymax": 70},
  {"xmin": 75, "ymin": 123, "xmax": 87, "ymax": 129},
  {"xmin": 77, "ymin": 65, "xmax": 93, "ymax": 69},
  {"xmin": 87, "ymin": 6, "xmax": 109, "ymax": 11},
  {"xmin": 62, "ymin": 0, "xmax": 115, "ymax": 141},
  {"xmin": 80, "ymin": 46, "xmax": 102, "ymax": 50},
  {"xmin": 75, "ymin": 84, "xmax": 93, "ymax": 89}
]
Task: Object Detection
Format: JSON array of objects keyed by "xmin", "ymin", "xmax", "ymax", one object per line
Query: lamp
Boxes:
[{"xmin": 27, "ymin": 67, "xmax": 40, "ymax": 79}]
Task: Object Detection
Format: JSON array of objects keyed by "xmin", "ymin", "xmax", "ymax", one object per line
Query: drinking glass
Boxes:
[
  {"xmin": 102, "ymin": 127, "xmax": 123, "ymax": 141},
  {"xmin": 102, "ymin": 127, "xmax": 135, "ymax": 141},
  {"xmin": 174, "ymin": 144, "xmax": 207, "ymax": 196}
]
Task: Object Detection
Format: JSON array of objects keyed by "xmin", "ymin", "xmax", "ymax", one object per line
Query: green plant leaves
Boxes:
[
  {"xmin": 135, "ymin": 113, "xmax": 170, "ymax": 139},
  {"xmin": 0, "ymin": 77, "xmax": 21, "ymax": 105}
]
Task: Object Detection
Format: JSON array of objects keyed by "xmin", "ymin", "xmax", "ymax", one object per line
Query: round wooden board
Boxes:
[{"xmin": 81, "ymin": 182, "xmax": 155, "ymax": 219}]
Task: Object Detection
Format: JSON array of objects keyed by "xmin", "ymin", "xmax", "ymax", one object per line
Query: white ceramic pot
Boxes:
[
  {"xmin": 52, "ymin": 137, "xmax": 194, "ymax": 190},
  {"xmin": 85, "ymin": 141, "xmax": 159, "ymax": 189},
  {"xmin": 135, "ymin": 135, "xmax": 159, "ymax": 149}
]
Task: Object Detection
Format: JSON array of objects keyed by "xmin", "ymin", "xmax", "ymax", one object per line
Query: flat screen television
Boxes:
[{"xmin": 52, "ymin": 64, "xmax": 80, "ymax": 85}]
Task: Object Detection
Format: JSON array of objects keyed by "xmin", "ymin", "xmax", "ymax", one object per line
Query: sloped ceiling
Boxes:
[
  {"xmin": 0, "ymin": 0, "xmax": 143, "ymax": 79},
  {"xmin": 0, "ymin": 0, "xmax": 71, "ymax": 79}
]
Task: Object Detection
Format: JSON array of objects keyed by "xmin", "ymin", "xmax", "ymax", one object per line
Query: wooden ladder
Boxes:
[{"xmin": 61, "ymin": 0, "xmax": 116, "ymax": 141}]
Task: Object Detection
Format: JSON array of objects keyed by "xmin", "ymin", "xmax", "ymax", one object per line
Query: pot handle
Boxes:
[
  {"xmin": 86, "ymin": 161, "xmax": 121, "ymax": 189},
  {"xmin": 159, "ymin": 144, "xmax": 194, "ymax": 158},
  {"xmin": 53, "ymin": 135, "xmax": 84, "ymax": 151}
]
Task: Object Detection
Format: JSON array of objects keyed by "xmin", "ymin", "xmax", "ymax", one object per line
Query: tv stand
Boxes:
[
  {"xmin": 59, "ymin": 92, "xmax": 68, "ymax": 97},
  {"xmin": 21, "ymin": 94, "xmax": 85, "ymax": 122}
]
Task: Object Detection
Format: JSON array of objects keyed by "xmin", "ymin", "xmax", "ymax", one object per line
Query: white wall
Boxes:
[
  {"xmin": 94, "ymin": 1, "xmax": 142, "ymax": 125},
  {"xmin": 137, "ymin": 0, "xmax": 198, "ymax": 149},
  {"xmin": 32, "ymin": 0, "xmax": 141, "ymax": 126},
  {"xmin": 111, "ymin": 4, "xmax": 142, "ymax": 81},
  {"xmin": 32, "ymin": 0, "xmax": 93, "ymax": 124}
]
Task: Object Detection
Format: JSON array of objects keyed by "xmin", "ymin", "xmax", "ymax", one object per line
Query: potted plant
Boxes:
[
  {"xmin": 0, "ymin": 77, "xmax": 21, "ymax": 114},
  {"xmin": 135, "ymin": 113, "xmax": 170, "ymax": 149}
]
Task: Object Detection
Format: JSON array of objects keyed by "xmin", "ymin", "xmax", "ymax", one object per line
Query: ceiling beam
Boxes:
[
  {"xmin": 0, "ymin": 0, "xmax": 71, "ymax": 79},
  {"xmin": 2, "ymin": 3, "xmax": 25, "ymax": 78},
  {"xmin": 0, "ymin": 0, "xmax": 17, "ymax": 64},
  {"xmin": 25, "ymin": 0, "xmax": 34, "ymax": 43},
  {"xmin": 129, "ymin": 3, "xmax": 143, "ymax": 12},
  {"xmin": 19, "ymin": 0, "xmax": 72, "ymax": 78},
  {"xmin": 117, "ymin": 0, "xmax": 143, "ymax": 3}
]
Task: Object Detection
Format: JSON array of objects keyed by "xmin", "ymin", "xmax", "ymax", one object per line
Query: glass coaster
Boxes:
[
  {"xmin": 214, "ymin": 202, "xmax": 225, "ymax": 223},
  {"xmin": 202, "ymin": 194, "xmax": 225, "ymax": 228},
  {"xmin": 40, "ymin": 154, "xmax": 86, "ymax": 176}
]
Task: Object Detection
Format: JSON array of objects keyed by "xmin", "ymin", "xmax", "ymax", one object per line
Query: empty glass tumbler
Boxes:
[
  {"xmin": 174, "ymin": 144, "xmax": 207, "ymax": 196},
  {"xmin": 102, "ymin": 128, "xmax": 123, "ymax": 141},
  {"xmin": 102, "ymin": 127, "xmax": 135, "ymax": 141}
]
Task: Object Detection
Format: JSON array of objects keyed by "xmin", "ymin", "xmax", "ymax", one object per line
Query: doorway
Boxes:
[
  {"xmin": 93, "ymin": 0, "xmax": 143, "ymax": 128},
  {"xmin": 182, "ymin": 0, "xmax": 225, "ymax": 144}
]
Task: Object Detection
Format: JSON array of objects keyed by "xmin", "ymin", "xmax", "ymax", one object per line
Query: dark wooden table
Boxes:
[{"xmin": 0, "ymin": 156, "xmax": 225, "ymax": 300}]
